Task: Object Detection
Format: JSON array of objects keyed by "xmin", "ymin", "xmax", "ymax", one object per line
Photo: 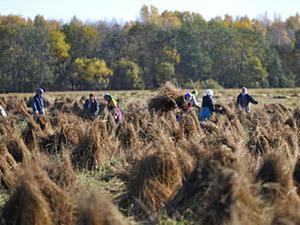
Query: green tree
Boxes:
[
  {"xmin": 111, "ymin": 58, "xmax": 143, "ymax": 89},
  {"xmin": 0, "ymin": 15, "xmax": 55, "ymax": 91},
  {"xmin": 0, "ymin": 8, "xmax": 299, "ymax": 91},
  {"xmin": 175, "ymin": 16, "xmax": 211, "ymax": 83},
  {"xmin": 72, "ymin": 58, "xmax": 112, "ymax": 90},
  {"xmin": 239, "ymin": 56, "xmax": 269, "ymax": 88},
  {"xmin": 63, "ymin": 17, "xmax": 99, "ymax": 58},
  {"xmin": 157, "ymin": 62, "xmax": 175, "ymax": 84}
]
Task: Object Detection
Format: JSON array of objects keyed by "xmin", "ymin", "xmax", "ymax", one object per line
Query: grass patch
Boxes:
[
  {"xmin": 0, "ymin": 192, "xmax": 8, "ymax": 208},
  {"xmin": 76, "ymin": 156, "xmax": 125, "ymax": 198}
]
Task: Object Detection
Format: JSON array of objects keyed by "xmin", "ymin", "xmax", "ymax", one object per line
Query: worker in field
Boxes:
[
  {"xmin": 236, "ymin": 87, "xmax": 258, "ymax": 112},
  {"xmin": 176, "ymin": 90, "xmax": 200, "ymax": 121},
  {"xmin": 32, "ymin": 88, "xmax": 45, "ymax": 116},
  {"xmin": 0, "ymin": 104, "xmax": 7, "ymax": 117},
  {"xmin": 103, "ymin": 93, "xmax": 122, "ymax": 123},
  {"xmin": 83, "ymin": 93, "xmax": 99, "ymax": 119},
  {"xmin": 182, "ymin": 93, "xmax": 193, "ymax": 111},
  {"xmin": 189, "ymin": 90, "xmax": 201, "ymax": 108},
  {"xmin": 180, "ymin": 90, "xmax": 201, "ymax": 111},
  {"xmin": 199, "ymin": 89, "xmax": 223, "ymax": 122}
]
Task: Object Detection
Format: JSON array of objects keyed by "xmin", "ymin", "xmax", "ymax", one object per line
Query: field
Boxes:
[
  {"xmin": 0, "ymin": 85, "xmax": 300, "ymax": 225},
  {"xmin": 2, "ymin": 87, "xmax": 299, "ymax": 108}
]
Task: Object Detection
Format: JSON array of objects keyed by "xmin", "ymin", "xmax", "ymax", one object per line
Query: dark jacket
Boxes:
[
  {"xmin": 32, "ymin": 95, "xmax": 44, "ymax": 114},
  {"xmin": 84, "ymin": 99, "xmax": 99, "ymax": 115},
  {"xmin": 237, "ymin": 93, "xmax": 258, "ymax": 108},
  {"xmin": 201, "ymin": 95, "xmax": 215, "ymax": 112}
]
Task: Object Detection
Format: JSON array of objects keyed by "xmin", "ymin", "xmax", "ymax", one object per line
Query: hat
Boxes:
[
  {"xmin": 36, "ymin": 88, "xmax": 44, "ymax": 94},
  {"xmin": 104, "ymin": 93, "xmax": 112, "ymax": 101},
  {"xmin": 241, "ymin": 87, "xmax": 247, "ymax": 93},
  {"xmin": 184, "ymin": 92, "xmax": 191, "ymax": 99},
  {"xmin": 205, "ymin": 89, "xmax": 213, "ymax": 97},
  {"xmin": 191, "ymin": 90, "xmax": 198, "ymax": 96}
]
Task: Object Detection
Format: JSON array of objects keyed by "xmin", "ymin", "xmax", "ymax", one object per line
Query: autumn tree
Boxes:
[
  {"xmin": 110, "ymin": 58, "xmax": 143, "ymax": 89},
  {"xmin": 71, "ymin": 58, "xmax": 112, "ymax": 90},
  {"xmin": 0, "ymin": 7, "xmax": 299, "ymax": 91}
]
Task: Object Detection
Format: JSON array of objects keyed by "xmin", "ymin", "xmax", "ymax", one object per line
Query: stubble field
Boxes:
[{"xmin": 0, "ymin": 85, "xmax": 300, "ymax": 225}]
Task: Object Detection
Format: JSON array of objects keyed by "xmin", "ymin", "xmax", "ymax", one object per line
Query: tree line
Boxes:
[{"xmin": 0, "ymin": 5, "xmax": 299, "ymax": 92}]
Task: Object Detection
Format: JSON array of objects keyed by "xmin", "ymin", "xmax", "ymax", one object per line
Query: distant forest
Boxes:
[{"xmin": 0, "ymin": 5, "xmax": 300, "ymax": 92}]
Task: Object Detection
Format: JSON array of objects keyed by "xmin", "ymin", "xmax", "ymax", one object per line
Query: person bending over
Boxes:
[{"xmin": 199, "ymin": 89, "xmax": 222, "ymax": 122}]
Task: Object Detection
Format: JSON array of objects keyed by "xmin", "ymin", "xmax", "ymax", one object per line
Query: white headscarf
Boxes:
[
  {"xmin": 241, "ymin": 87, "xmax": 247, "ymax": 94},
  {"xmin": 205, "ymin": 89, "xmax": 214, "ymax": 97}
]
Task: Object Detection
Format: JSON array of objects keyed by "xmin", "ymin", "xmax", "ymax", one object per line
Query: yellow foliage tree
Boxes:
[
  {"xmin": 50, "ymin": 30, "xmax": 70, "ymax": 60},
  {"xmin": 233, "ymin": 16, "xmax": 253, "ymax": 30},
  {"xmin": 73, "ymin": 58, "xmax": 113, "ymax": 87},
  {"xmin": 162, "ymin": 48, "xmax": 180, "ymax": 64}
]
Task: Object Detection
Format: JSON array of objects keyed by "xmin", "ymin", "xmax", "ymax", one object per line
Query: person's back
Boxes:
[
  {"xmin": 202, "ymin": 95, "xmax": 214, "ymax": 112},
  {"xmin": 199, "ymin": 89, "xmax": 215, "ymax": 122},
  {"xmin": 108, "ymin": 98, "xmax": 118, "ymax": 111}
]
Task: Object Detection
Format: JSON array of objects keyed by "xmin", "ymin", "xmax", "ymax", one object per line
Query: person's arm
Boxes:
[
  {"xmin": 0, "ymin": 105, "xmax": 7, "ymax": 117},
  {"xmin": 83, "ymin": 100, "xmax": 88, "ymax": 110},
  {"xmin": 191, "ymin": 95, "xmax": 201, "ymax": 108},
  {"xmin": 32, "ymin": 97, "xmax": 38, "ymax": 114},
  {"xmin": 236, "ymin": 94, "xmax": 241, "ymax": 106},
  {"xmin": 247, "ymin": 94, "xmax": 258, "ymax": 104},
  {"xmin": 41, "ymin": 97, "xmax": 45, "ymax": 115},
  {"xmin": 94, "ymin": 101, "xmax": 99, "ymax": 115}
]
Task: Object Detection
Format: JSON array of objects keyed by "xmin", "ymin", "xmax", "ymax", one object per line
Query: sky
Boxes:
[{"xmin": 0, "ymin": 0, "xmax": 299, "ymax": 23}]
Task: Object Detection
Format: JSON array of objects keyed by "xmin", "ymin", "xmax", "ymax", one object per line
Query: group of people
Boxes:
[
  {"xmin": 0, "ymin": 87, "xmax": 258, "ymax": 123},
  {"xmin": 178, "ymin": 87, "xmax": 258, "ymax": 122},
  {"xmin": 31, "ymin": 88, "xmax": 122, "ymax": 123},
  {"xmin": 83, "ymin": 92, "xmax": 122, "ymax": 122}
]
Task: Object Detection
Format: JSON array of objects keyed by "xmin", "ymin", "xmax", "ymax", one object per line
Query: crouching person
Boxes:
[
  {"xmin": 199, "ymin": 89, "xmax": 222, "ymax": 122},
  {"xmin": 83, "ymin": 93, "xmax": 99, "ymax": 120},
  {"xmin": 175, "ymin": 92, "xmax": 197, "ymax": 121},
  {"xmin": 32, "ymin": 88, "xmax": 45, "ymax": 118}
]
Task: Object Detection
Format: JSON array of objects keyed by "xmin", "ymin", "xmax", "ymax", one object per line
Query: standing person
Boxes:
[
  {"xmin": 199, "ymin": 89, "xmax": 222, "ymax": 122},
  {"xmin": 32, "ymin": 88, "xmax": 45, "ymax": 116},
  {"xmin": 0, "ymin": 104, "xmax": 7, "ymax": 117},
  {"xmin": 236, "ymin": 87, "xmax": 258, "ymax": 112},
  {"xmin": 103, "ymin": 93, "xmax": 122, "ymax": 123},
  {"xmin": 83, "ymin": 93, "xmax": 99, "ymax": 119}
]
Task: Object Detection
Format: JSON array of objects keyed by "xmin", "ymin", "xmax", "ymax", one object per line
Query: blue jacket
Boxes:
[
  {"xmin": 237, "ymin": 93, "xmax": 258, "ymax": 108},
  {"xmin": 32, "ymin": 95, "xmax": 44, "ymax": 114},
  {"xmin": 84, "ymin": 99, "xmax": 99, "ymax": 115}
]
